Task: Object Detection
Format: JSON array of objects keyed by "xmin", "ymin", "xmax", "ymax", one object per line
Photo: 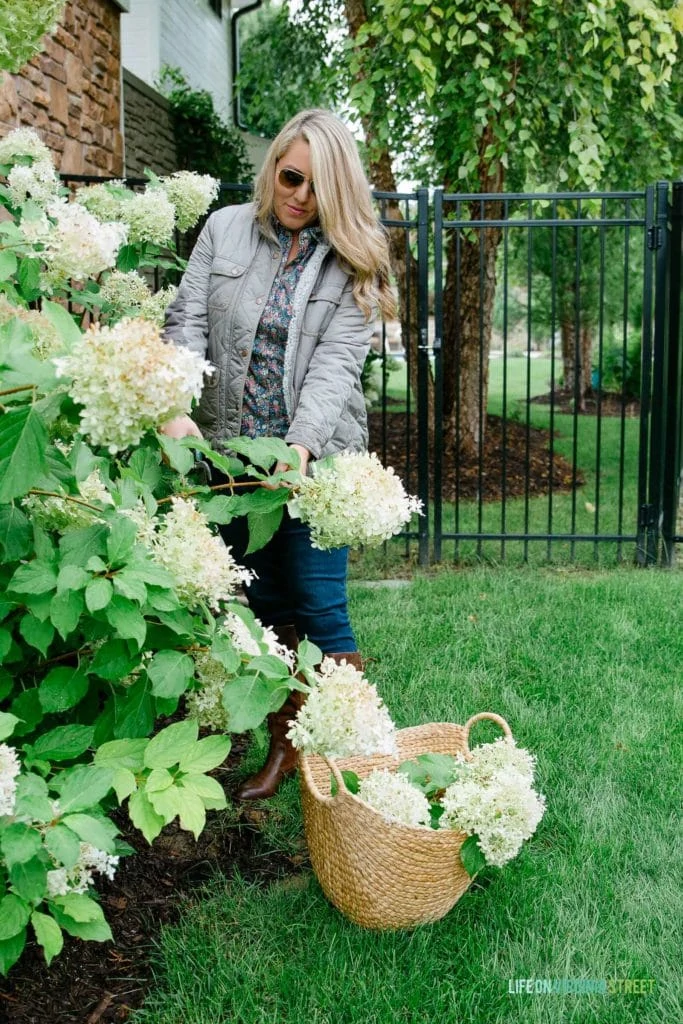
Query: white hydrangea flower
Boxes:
[
  {"xmin": 22, "ymin": 469, "xmax": 113, "ymax": 531},
  {"xmin": 440, "ymin": 741, "xmax": 546, "ymax": 868},
  {"xmin": 159, "ymin": 171, "xmax": 220, "ymax": 232},
  {"xmin": 42, "ymin": 198, "xmax": 127, "ymax": 288},
  {"xmin": 0, "ymin": 743, "xmax": 21, "ymax": 817},
  {"xmin": 76, "ymin": 180, "xmax": 128, "ymax": 223},
  {"xmin": 121, "ymin": 189, "xmax": 176, "ymax": 245},
  {"xmin": 46, "ymin": 842, "xmax": 119, "ymax": 896},
  {"xmin": 0, "ymin": 294, "xmax": 62, "ymax": 358},
  {"xmin": 138, "ymin": 284, "xmax": 177, "ymax": 326},
  {"xmin": 98, "ymin": 269, "xmax": 151, "ymax": 316},
  {"xmin": 150, "ymin": 497, "xmax": 254, "ymax": 610},
  {"xmin": 185, "ymin": 650, "xmax": 231, "ymax": 732},
  {"xmin": 54, "ymin": 317, "xmax": 212, "ymax": 453},
  {"xmin": 0, "ymin": 126, "xmax": 52, "ymax": 165},
  {"xmin": 358, "ymin": 769, "xmax": 432, "ymax": 827},
  {"xmin": 6, "ymin": 158, "xmax": 60, "ymax": 206},
  {"xmin": 287, "ymin": 656, "xmax": 397, "ymax": 759},
  {"xmin": 222, "ymin": 611, "xmax": 295, "ymax": 668},
  {"xmin": 288, "ymin": 451, "xmax": 424, "ymax": 550}
]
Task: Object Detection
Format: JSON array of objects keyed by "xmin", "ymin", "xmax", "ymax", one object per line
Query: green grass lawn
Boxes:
[{"xmin": 130, "ymin": 566, "xmax": 683, "ymax": 1024}]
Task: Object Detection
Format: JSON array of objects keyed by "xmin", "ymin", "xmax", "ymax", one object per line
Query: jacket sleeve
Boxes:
[
  {"xmin": 284, "ymin": 281, "xmax": 373, "ymax": 458},
  {"xmin": 162, "ymin": 215, "xmax": 216, "ymax": 357}
]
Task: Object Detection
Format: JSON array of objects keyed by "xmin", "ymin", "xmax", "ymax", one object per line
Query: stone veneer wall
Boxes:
[
  {"xmin": 122, "ymin": 69, "xmax": 177, "ymax": 178},
  {"xmin": 0, "ymin": 0, "xmax": 123, "ymax": 176}
]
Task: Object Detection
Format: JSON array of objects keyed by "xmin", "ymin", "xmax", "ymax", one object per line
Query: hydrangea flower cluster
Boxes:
[
  {"xmin": 288, "ymin": 451, "xmax": 424, "ymax": 550},
  {"xmin": 6, "ymin": 158, "xmax": 61, "ymax": 207},
  {"xmin": 0, "ymin": 294, "xmax": 62, "ymax": 359},
  {"xmin": 46, "ymin": 842, "xmax": 120, "ymax": 897},
  {"xmin": 42, "ymin": 198, "xmax": 127, "ymax": 288},
  {"xmin": 76, "ymin": 180, "xmax": 127, "ymax": 223},
  {"xmin": 0, "ymin": 743, "xmax": 21, "ymax": 816},
  {"xmin": 358, "ymin": 769, "xmax": 432, "ymax": 827},
  {"xmin": 98, "ymin": 270, "xmax": 177, "ymax": 327},
  {"xmin": 54, "ymin": 317, "xmax": 212, "ymax": 452},
  {"xmin": 22, "ymin": 469, "xmax": 113, "ymax": 531},
  {"xmin": 185, "ymin": 613, "xmax": 295, "ymax": 731},
  {"xmin": 122, "ymin": 189, "xmax": 176, "ymax": 245},
  {"xmin": 145, "ymin": 497, "xmax": 254, "ymax": 611},
  {"xmin": 440, "ymin": 739, "xmax": 546, "ymax": 867},
  {"xmin": 288, "ymin": 657, "xmax": 398, "ymax": 759},
  {"xmin": 159, "ymin": 171, "xmax": 220, "ymax": 232},
  {"xmin": 0, "ymin": 1, "xmax": 65, "ymax": 73}
]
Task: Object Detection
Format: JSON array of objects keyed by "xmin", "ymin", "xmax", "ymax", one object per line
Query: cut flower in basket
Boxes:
[
  {"xmin": 287, "ymin": 451, "xmax": 423, "ymax": 550},
  {"xmin": 287, "ymin": 656, "xmax": 398, "ymax": 759}
]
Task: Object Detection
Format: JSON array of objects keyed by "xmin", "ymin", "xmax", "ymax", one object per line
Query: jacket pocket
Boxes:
[{"xmin": 208, "ymin": 257, "xmax": 247, "ymax": 309}]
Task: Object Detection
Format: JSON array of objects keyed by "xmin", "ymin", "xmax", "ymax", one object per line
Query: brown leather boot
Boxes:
[
  {"xmin": 236, "ymin": 624, "xmax": 304, "ymax": 802},
  {"xmin": 325, "ymin": 651, "xmax": 365, "ymax": 671}
]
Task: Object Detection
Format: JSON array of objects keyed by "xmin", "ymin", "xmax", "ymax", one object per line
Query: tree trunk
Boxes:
[
  {"xmin": 560, "ymin": 319, "xmax": 593, "ymax": 411},
  {"xmin": 343, "ymin": 0, "xmax": 431, "ymax": 434}
]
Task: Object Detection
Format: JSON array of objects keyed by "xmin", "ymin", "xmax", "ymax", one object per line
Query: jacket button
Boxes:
[
  {"xmin": 255, "ymin": 297, "xmax": 262, "ymax": 305},
  {"xmin": 231, "ymin": 268, "xmax": 240, "ymax": 276},
  {"xmin": 240, "ymin": 349, "xmax": 248, "ymax": 357}
]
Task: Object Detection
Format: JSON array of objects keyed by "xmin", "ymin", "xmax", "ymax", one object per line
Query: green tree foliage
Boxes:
[
  {"xmin": 158, "ymin": 66, "xmax": 254, "ymax": 184},
  {"xmin": 236, "ymin": 0, "xmax": 343, "ymax": 138}
]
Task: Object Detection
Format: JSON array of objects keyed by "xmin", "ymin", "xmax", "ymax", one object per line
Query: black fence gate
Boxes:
[{"xmin": 373, "ymin": 183, "xmax": 683, "ymax": 568}]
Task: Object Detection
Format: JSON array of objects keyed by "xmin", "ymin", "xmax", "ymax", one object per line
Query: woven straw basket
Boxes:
[{"xmin": 299, "ymin": 711, "xmax": 512, "ymax": 930}]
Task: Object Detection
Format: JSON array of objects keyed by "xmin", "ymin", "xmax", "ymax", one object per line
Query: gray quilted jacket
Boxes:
[{"xmin": 163, "ymin": 202, "xmax": 372, "ymax": 460}]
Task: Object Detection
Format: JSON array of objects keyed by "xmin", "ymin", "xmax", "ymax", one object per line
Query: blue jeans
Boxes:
[{"xmin": 218, "ymin": 505, "xmax": 357, "ymax": 655}]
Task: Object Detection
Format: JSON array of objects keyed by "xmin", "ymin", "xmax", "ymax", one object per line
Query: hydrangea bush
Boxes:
[{"xmin": 0, "ymin": 128, "xmax": 321, "ymax": 976}]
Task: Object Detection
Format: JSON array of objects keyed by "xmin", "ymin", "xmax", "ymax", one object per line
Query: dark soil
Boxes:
[{"xmin": 0, "ymin": 405, "xmax": 592, "ymax": 1023}]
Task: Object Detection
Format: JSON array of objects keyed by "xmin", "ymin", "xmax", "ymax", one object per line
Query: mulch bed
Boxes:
[{"xmin": 1, "ymin": 406, "xmax": 591, "ymax": 1022}]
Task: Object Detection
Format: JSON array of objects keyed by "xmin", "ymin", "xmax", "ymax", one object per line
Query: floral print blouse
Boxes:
[{"xmin": 240, "ymin": 221, "xmax": 323, "ymax": 439}]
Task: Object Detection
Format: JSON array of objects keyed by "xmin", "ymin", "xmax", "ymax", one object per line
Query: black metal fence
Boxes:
[{"xmin": 63, "ymin": 174, "xmax": 683, "ymax": 567}]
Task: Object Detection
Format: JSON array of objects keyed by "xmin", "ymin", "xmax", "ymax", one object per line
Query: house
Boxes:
[{"xmin": 0, "ymin": 0, "xmax": 267, "ymax": 180}]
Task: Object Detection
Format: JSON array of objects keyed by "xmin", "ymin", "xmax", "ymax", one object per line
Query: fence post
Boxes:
[
  {"xmin": 660, "ymin": 182, "xmax": 683, "ymax": 565},
  {"xmin": 416, "ymin": 188, "xmax": 431, "ymax": 566}
]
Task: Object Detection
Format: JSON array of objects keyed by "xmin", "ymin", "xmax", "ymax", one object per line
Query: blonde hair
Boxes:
[{"xmin": 254, "ymin": 109, "xmax": 395, "ymax": 322}]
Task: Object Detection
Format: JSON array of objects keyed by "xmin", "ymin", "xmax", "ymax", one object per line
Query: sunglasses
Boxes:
[{"xmin": 278, "ymin": 167, "xmax": 316, "ymax": 195}]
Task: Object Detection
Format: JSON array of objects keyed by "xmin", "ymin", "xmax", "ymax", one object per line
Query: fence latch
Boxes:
[{"xmin": 647, "ymin": 225, "xmax": 663, "ymax": 251}]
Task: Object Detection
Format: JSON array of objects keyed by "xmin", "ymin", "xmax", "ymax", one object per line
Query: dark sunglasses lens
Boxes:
[{"xmin": 279, "ymin": 168, "xmax": 314, "ymax": 194}]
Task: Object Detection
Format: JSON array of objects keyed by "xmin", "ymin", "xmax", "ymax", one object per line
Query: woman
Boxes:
[{"xmin": 162, "ymin": 109, "xmax": 395, "ymax": 799}]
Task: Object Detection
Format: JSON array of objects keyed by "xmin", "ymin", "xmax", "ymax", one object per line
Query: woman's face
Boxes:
[{"xmin": 273, "ymin": 137, "xmax": 318, "ymax": 232}]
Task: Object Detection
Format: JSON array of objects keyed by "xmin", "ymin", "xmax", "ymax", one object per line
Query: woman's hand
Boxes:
[
  {"xmin": 159, "ymin": 415, "xmax": 203, "ymax": 440},
  {"xmin": 263, "ymin": 444, "xmax": 310, "ymax": 490}
]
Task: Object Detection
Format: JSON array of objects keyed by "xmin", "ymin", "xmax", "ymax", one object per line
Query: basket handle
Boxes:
[
  {"xmin": 463, "ymin": 711, "xmax": 513, "ymax": 754},
  {"xmin": 298, "ymin": 752, "xmax": 347, "ymax": 804}
]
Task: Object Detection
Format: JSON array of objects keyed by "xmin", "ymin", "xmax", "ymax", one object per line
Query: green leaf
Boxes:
[
  {"xmin": 106, "ymin": 516, "xmax": 138, "ymax": 567},
  {"xmin": 177, "ymin": 788, "xmax": 206, "ymax": 839},
  {"xmin": 178, "ymin": 734, "xmax": 230, "ymax": 775},
  {"xmin": 33, "ymin": 724, "xmax": 94, "ymax": 761},
  {"xmin": 10, "ymin": 688, "xmax": 43, "ymax": 735},
  {"xmin": 56, "ymin": 564, "xmax": 90, "ymax": 594},
  {"xmin": 146, "ymin": 650, "xmax": 195, "ymax": 699},
  {"xmin": 0, "ymin": 711, "xmax": 19, "ymax": 740},
  {"xmin": 0, "ymin": 930, "xmax": 26, "ymax": 976},
  {"xmin": 0, "ymin": 405, "xmax": 48, "ymax": 502},
  {"xmin": 41, "ymin": 299, "xmax": 82, "ymax": 348},
  {"xmin": 51, "ymin": 891, "xmax": 102, "ymax": 923},
  {"xmin": 107, "ymin": 595, "xmax": 147, "ymax": 648},
  {"xmin": 143, "ymin": 718, "xmax": 198, "ymax": 769},
  {"xmin": 17, "ymin": 257, "xmax": 41, "ymax": 302},
  {"xmin": 38, "ymin": 666, "xmax": 89, "ymax": 713},
  {"xmin": 49, "ymin": 588, "xmax": 84, "ymax": 639},
  {"xmin": 116, "ymin": 244, "xmax": 140, "ymax": 272},
  {"xmin": 8, "ymin": 559, "xmax": 57, "ymax": 595},
  {"xmin": 58, "ymin": 522, "xmax": 108, "ymax": 566},
  {"xmin": 246, "ymin": 506, "xmax": 283, "ymax": 554},
  {"xmin": 56, "ymin": 765, "xmax": 113, "ymax": 814},
  {"xmin": 128, "ymin": 788, "xmax": 165, "ymax": 843},
  {"xmin": 88, "ymin": 638, "xmax": 138, "ymax": 680},
  {"xmin": 156, "ymin": 433, "xmax": 195, "ymax": 475},
  {"xmin": 460, "ymin": 834, "xmax": 487, "ymax": 876},
  {"xmin": 209, "ymin": 632, "xmax": 240, "ymax": 673},
  {"xmin": 222, "ymin": 435, "xmax": 292, "ymax": 470},
  {"xmin": 112, "ymin": 570, "xmax": 147, "ymax": 604},
  {"xmin": 0, "ymin": 627, "xmax": 10, "ymax": 661},
  {"xmin": 0, "ymin": 823, "xmax": 42, "ymax": 869},
  {"xmin": 245, "ymin": 654, "xmax": 292, "ymax": 680},
  {"xmin": 111, "ymin": 767, "xmax": 137, "ymax": 803},
  {"xmin": 0, "ymin": 249, "xmax": 17, "ymax": 280},
  {"xmin": 51, "ymin": 900, "xmax": 112, "ymax": 942},
  {"xmin": 85, "ymin": 576, "xmax": 113, "ymax": 612},
  {"xmin": 145, "ymin": 780, "xmax": 182, "ymax": 823},
  {"xmin": 180, "ymin": 773, "xmax": 227, "ymax": 811},
  {"xmin": 31, "ymin": 910, "xmax": 63, "ymax": 966},
  {"xmin": 398, "ymin": 753, "xmax": 459, "ymax": 796},
  {"xmin": 222, "ymin": 674, "xmax": 282, "ymax": 733},
  {"xmin": 113, "ymin": 676, "xmax": 154, "ymax": 739},
  {"xmin": 0, "ymin": 894, "xmax": 30, "ymax": 940},
  {"xmin": 12, "ymin": 772, "xmax": 53, "ymax": 821},
  {"xmin": 0, "ymin": 504, "xmax": 31, "ymax": 561},
  {"xmin": 94, "ymin": 737, "xmax": 147, "ymax": 771},
  {"xmin": 44, "ymin": 823, "xmax": 82, "ymax": 869},
  {"xmin": 19, "ymin": 613, "xmax": 55, "ymax": 657},
  {"xmin": 62, "ymin": 813, "xmax": 118, "ymax": 853},
  {"xmin": 9, "ymin": 856, "xmax": 48, "ymax": 902}
]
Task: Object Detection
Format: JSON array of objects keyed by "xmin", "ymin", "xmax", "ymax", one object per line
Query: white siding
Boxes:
[{"xmin": 121, "ymin": 0, "xmax": 232, "ymax": 121}]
